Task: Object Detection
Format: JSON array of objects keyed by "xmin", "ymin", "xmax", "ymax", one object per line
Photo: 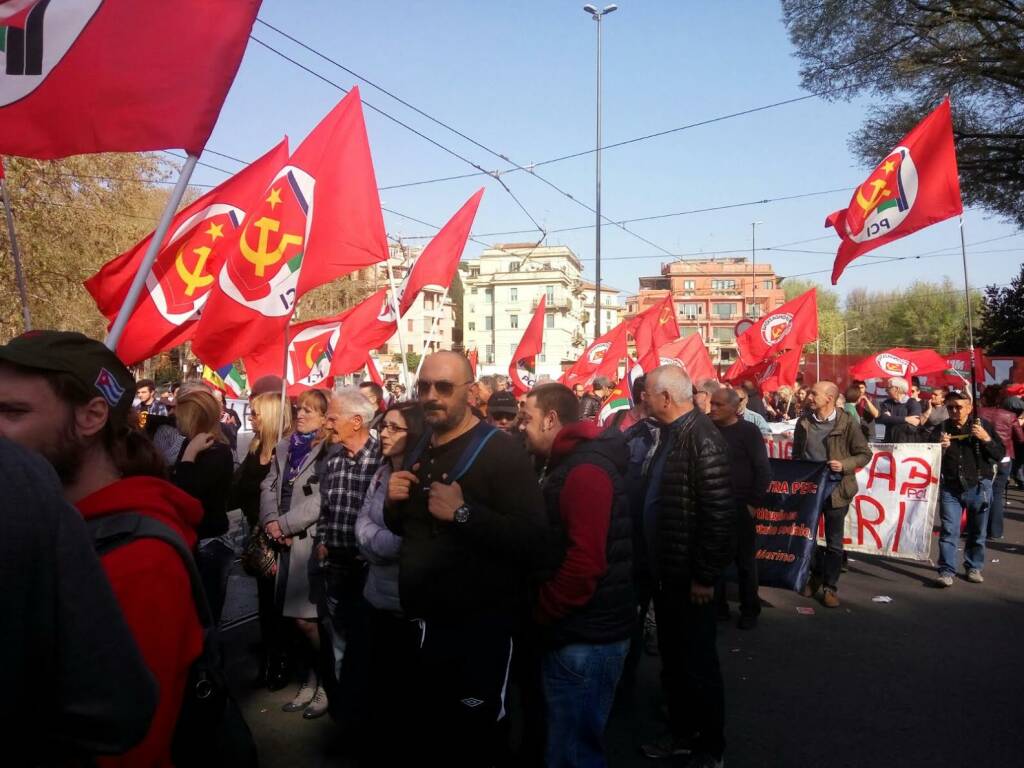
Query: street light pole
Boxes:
[
  {"xmin": 583, "ymin": 4, "xmax": 617, "ymax": 341},
  {"xmin": 751, "ymin": 220, "xmax": 762, "ymax": 318}
]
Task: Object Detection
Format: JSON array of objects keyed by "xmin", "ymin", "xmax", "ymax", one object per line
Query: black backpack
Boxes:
[{"xmin": 88, "ymin": 513, "xmax": 258, "ymax": 768}]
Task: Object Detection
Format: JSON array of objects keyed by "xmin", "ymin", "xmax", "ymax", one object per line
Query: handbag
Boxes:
[{"xmin": 241, "ymin": 526, "xmax": 278, "ymax": 580}]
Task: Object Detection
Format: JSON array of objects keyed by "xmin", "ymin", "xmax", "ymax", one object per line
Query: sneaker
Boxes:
[
  {"xmin": 282, "ymin": 673, "xmax": 317, "ymax": 712},
  {"xmin": 737, "ymin": 614, "xmax": 758, "ymax": 630},
  {"xmin": 302, "ymin": 686, "xmax": 329, "ymax": 720},
  {"xmin": 822, "ymin": 589, "xmax": 840, "ymax": 608},
  {"xmin": 641, "ymin": 735, "xmax": 694, "ymax": 759},
  {"xmin": 686, "ymin": 753, "xmax": 724, "ymax": 768},
  {"xmin": 800, "ymin": 575, "xmax": 821, "ymax": 598},
  {"xmin": 966, "ymin": 569, "xmax": 984, "ymax": 584},
  {"xmin": 934, "ymin": 573, "xmax": 954, "ymax": 588}
]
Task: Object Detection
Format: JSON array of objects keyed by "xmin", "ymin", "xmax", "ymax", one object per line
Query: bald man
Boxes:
[
  {"xmin": 385, "ymin": 351, "xmax": 546, "ymax": 765},
  {"xmin": 793, "ymin": 380, "xmax": 872, "ymax": 608}
]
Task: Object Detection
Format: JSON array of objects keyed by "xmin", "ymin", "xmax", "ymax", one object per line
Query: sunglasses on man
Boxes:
[{"xmin": 416, "ymin": 378, "xmax": 473, "ymax": 398}]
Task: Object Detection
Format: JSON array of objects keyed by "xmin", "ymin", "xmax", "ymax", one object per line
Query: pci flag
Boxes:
[
  {"xmin": 847, "ymin": 347, "xmax": 950, "ymax": 381},
  {"xmin": 655, "ymin": 334, "xmax": 717, "ymax": 385},
  {"xmin": 0, "ymin": 0, "xmax": 261, "ymax": 159},
  {"xmin": 561, "ymin": 322, "xmax": 629, "ymax": 390},
  {"xmin": 632, "ymin": 294, "xmax": 681, "ymax": 371},
  {"xmin": 509, "ymin": 295, "xmax": 546, "ymax": 396},
  {"xmin": 192, "ymin": 88, "xmax": 388, "ymax": 367},
  {"xmin": 85, "ymin": 139, "xmax": 288, "ymax": 365},
  {"xmin": 735, "ymin": 288, "xmax": 817, "ymax": 365},
  {"xmin": 827, "ymin": 98, "xmax": 962, "ymax": 284}
]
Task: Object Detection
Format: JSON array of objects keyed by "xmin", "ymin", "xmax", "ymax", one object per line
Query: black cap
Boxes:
[
  {"xmin": 0, "ymin": 330, "xmax": 135, "ymax": 421},
  {"xmin": 488, "ymin": 390, "xmax": 518, "ymax": 416}
]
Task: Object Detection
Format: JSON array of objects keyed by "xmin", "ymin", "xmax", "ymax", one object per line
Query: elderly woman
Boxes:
[{"xmin": 260, "ymin": 389, "xmax": 331, "ymax": 719}]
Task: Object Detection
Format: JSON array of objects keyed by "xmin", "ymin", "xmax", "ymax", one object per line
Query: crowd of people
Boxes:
[{"xmin": 2, "ymin": 329, "xmax": 1021, "ymax": 768}]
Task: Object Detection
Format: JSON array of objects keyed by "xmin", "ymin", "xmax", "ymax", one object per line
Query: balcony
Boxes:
[{"xmin": 532, "ymin": 297, "xmax": 573, "ymax": 312}]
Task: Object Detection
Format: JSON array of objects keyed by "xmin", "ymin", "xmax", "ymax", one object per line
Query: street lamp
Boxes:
[
  {"xmin": 583, "ymin": 3, "xmax": 617, "ymax": 340},
  {"xmin": 751, "ymin": 220, "xmax": 763, "ymax": 317}
]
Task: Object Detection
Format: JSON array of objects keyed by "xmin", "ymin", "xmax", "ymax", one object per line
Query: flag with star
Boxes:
[
  {"xmin": 85, "ymin": 138, "xmax": 288, "ymax": 365},
  {"xmin": 826, "ymin": 98, "xmax": 962, "ymax": 284},
  {"xmin": 191, "ymin": 88, "xmax": 388, "ymax": 367}
]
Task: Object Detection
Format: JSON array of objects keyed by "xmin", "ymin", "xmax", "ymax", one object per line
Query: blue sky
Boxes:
[{"xmin": 191, "ymin": 0, "xmax": 1021, "ymax": 301}]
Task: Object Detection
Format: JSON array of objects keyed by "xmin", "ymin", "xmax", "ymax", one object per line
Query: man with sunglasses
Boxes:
[
  {"xmin": 486, "ymin": 390, "xmax": 519, "ymax": 433},
  {"xmin": 933, "ymin": 390, "xmax": 1003, "ymax": 587},
  {"xmin": 385, "ymin": 351, "xmax": 547, "ymax": 766}
]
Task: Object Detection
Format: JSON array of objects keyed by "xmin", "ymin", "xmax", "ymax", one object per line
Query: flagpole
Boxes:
[
  {"xmin": 815, "ymin": 338, "xmax": 820, "ymax": 382},
  {"xmin": 105, "ymin": 153, "xmax": 199, "ymax": 350},
  {"xmin": 414, "ymin": 286, "xmax": 449, "ymax": 381},
  {"xmin": 278, "ymin": 323, "xmax": 290, "ymax": 439},
  {"xmin": 385, "ymin": 247, "xmax": 412, "ymax": 394},
  {"xmin": 959, "ymin": 215, "xmax": 978, "ymax": 399},
  {"xmin": 0, "ymin": 173, "xmax": 31, "ymax": 331}
]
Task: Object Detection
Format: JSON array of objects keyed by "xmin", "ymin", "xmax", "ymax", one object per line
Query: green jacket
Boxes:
[{"xmin": 793, "ymin": 409, "xmax": 873, "ymax": 508}]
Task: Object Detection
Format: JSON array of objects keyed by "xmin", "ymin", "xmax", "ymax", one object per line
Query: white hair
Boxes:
[
  {"xmin": 332, "ymin": 387, "xmax": 375, "ymax": 425},
  {"xmin": 648, "ymin": 365, "xmax": 693, "ymax": 404},
  {"xmin": 887, "ymin": 377, "xmax": 909, "ymax": 393}
]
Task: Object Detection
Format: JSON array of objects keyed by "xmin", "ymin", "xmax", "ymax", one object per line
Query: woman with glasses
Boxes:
[
  {"xmin": 355, "ymin": 401, "xmax": 426, "ymax": 761},
  {"xmin": 260, "ymin": 389, "xmax": 331, "ymax": 719}
]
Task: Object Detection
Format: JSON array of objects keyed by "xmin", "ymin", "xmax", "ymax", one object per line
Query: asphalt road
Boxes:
[{"xmin": 223, "ymin": 487, "xmax": 1024, "ymax": 767}]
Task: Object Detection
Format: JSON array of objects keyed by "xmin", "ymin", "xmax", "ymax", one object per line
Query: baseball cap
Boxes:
[
  {"xmin": 488, "ymin": 390, "xmax": 518, "ymax": 417},
  {"xmin": 0, "ymin": 330, "xmax": 135, "ymax": 420}
]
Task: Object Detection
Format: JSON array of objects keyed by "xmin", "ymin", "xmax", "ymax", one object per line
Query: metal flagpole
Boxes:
[
  {"xmin": 414, "ymin": 286, "xmax": 450, "ymax": 381},
  {"xmin": 385, "ymin": 248, "xmax": 411, "ymax": 394},
  {"xmin": 278, "ymin": 323, "xmax": 291, "ymax": 440},
  {"xmin": 959, "ymin": 215, "xmax": 978, "ymax": 399},
  {"xmin": 0, "ymin": 173, "xmax": 31, "ymax": 331},
  {"xmin": 105, "ymin": 154, "xmax": 199, "ymax": 350},
  {"xmin": 815, "ymin": 337, "xmax": 820, "ymax": 382}
]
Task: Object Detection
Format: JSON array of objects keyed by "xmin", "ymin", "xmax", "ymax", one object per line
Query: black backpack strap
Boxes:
[{"xmin": 87, "ymin": 513, "xmax": 214, "ymax": 629}]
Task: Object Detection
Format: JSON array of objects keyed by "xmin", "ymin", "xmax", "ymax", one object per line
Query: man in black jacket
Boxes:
[
  {"xmin": 521, "ymin": 383, "xmax": 634, "ymax": 768},
  {"xmin": 640, "ymin": 366, "xmax": 734, "ymax": 768},
  {"xmin": 876, "ymin": 376, "xmax": 923, "ymax": 442},
  {"xmin": 579, "ymin": 376, "xmax": 610, "ymax": 422},
  {"xmin": 933, "ymin": 390, "xmax": 1004, "ymax": 587},
  {"xmin": 386, "ymin": 351, "xmax": 547, "ymax": 766}
]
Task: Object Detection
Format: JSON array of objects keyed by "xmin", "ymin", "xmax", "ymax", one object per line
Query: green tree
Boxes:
[
  {"xmin": 782, "ymin": 279, "xmax": 845, "ymax": 352},
  {"xmin": 405, "ymin": 351, "xmax": 421, "ymax": 373},
  {"xmin": 781, "ymin": 0, "xmax": 1024, "ymax": 227},
  {"xmin": 0, "ymin": 154, "xmax": 174, "ymax": 342},
  {"xmin": 977, "ymin": 263, "xmax": 1024, "ymax": 353}
]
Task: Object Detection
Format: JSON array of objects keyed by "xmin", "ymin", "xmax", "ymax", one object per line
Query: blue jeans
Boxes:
[
  {"xmin": 988, "ymin": 460, "xmax": 1011, "ymax": 539},
  {"xmin": 938, "ymin": 481, "xmax": 991, "ymax": 576},
  {"xmin": 542, "ymin": 639, "xmax": 630, "ymax": 768}
]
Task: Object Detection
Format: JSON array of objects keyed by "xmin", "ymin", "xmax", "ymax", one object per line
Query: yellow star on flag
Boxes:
[
  {"xmin": 204, "ymin": 222, "xmax": 224, "ymax": 241},
  {"xmin": 266, "ymin": 187, "xmax": 283, "ymax": 210},
  {"xmin": 883, "ymin": 160, "xmax": 896, "ymax": 174}
]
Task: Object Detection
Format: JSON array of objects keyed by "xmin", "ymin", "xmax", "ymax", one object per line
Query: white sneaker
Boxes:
[
  {"xmin": 282, "ymin": 673, "xmax": 317, "ymax": 712},
  {"xmin": 934, "ymin": 573, "xmax": 954, "ymax": 588},
  {"xmin": 966, "ymin": 569, "xmax": 984, "ymax": 584},
  {"xmin": 303, "ymin": 686, "xmax": 329, "ymax": 719}
]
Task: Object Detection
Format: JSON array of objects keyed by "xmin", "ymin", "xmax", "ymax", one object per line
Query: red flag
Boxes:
[
  {"xmin": 192, "ymin": 89, "xmax": 388, "ymax": 367},
  {"xmin": 827, "ymin": 99, "xmax": 963, "ymax": 285},
  {"xmin": 396, "ymin": 189, "xmax": 483, "ymax": 316},
  {"xmin": 467, "ymin": 348, "xmax": 479, "ymax": 379},
  {"xmin": 847, "ymin": 347, "xmax": 950, "ymax": 381},
  {"xmin": 632, "ymin": 294, "xmax": 681, "ymax": 370},
  {"xmin": 735, "ymin": 288, "xmax": 817, "ymax": 365},
  {"xmin": 0, "ymin": 0, "xmax": 260, "ymax": 159},
  {"xmin": 84, "ymin": 139, "xmax": 288, "ymax": 366},
  {"xmin": 509, "ymin": 296, "xmax": 546, "ymax": 396},
  {"xmin": 655, "ymin": 334, "xmax": 717, "ymax": 384},
  {"xmin": 560, "ymin": 321, "xmax": 629, "ymax": 389},
  {"xmin": 365, "ymin": 354, "xmax": 384, "ymax": 388},
  {"xmin": 724, "ymin": 344, "xmax": 801, "ymax": 394},
  {"xmin": 326, "ymin": 289, "xmax": 400, "ymax": 376}
]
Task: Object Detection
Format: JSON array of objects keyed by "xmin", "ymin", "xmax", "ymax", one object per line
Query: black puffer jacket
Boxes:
[
  {"xmin": 579, "ymin": 393, "xmax": 602, "ymax": 422},
  {"xmin": 657, "ymin": 408, "xmax": 735, "ymax": 588}
]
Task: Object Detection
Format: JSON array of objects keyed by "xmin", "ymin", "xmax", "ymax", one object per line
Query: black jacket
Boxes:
[
  {"xmin": 171, "ymin": 440, "xmax": 234, "ymax": 539},
  {"xmin": 541, "ymin": 425, "xmax": 634, "ymax": 647},
  {"xmin": 934, "ymin": 417, "xmax": 1005, "ymax": 492},
  {"xmin": 579, "ymin": 393, "xmax": 602, "ymax": 422},
  {"xmin": 656, "ymin": 409, "xmax": 735, "ymax": 588}
]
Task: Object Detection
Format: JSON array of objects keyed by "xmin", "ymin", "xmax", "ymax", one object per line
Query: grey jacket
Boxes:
[
  {"xmin": 259, "ymin": 436, "xmax": 323, "ymax": 535},
  {"xmin": 355, "ymin": 463, "xmax": 402, "ymax": 613}
]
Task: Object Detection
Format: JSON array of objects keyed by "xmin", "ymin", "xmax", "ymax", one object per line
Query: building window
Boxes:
[
  {"xmin": 539, "ymin": 342, "xmax": 547, "ymax": 363},
  {"xmin": 546, "ymin": 312, "xmax": 555, "ymax": 329},
  {"xmin": 425, "ymin": 295, "xmax": 434, "ymax": 310},
  {"xmin": 711, "ymin": 303, "xmax": 737, "ymax": 319},
  {"xmin": 749, "ymin": 304, "xmax": 762, "ymax": 318},
  {"xmin": 683, "ymin": 280, "xmax": 696, "ymax": 290},
  {"xmin": 763, "ymin": 280, "xmax": 773, "ymax": 291},
  {"xmin": 711, "ymin": 279, "xmax": 737, "ymax": 291},
  {"xmin": 680, "ymin": 302, "xmax": 702, "ymax": 318},
  {"xmin": 470, "ymin": 268, "xmax": 480, "ymax": 277},
  {"xmin": 712, "ymin": 326, "xmax": 735, "ymax": 342},
  {"xmin": 546, "ymin": 285, "xmax": 555, "ymax": 303},
  {"xmin": 407, "ymin": 344, "xmax": 414, "ymax": 354},
  {"xmin": 510, "ymin": 287, "xmax": 518, "ymax": 302},
  {"xmin": 407, "ymin": 319, "xmax": 415, "ymax": 332},
  {"xmin": 510, "ymin": 314, "xmax": 519, "ymax": 329},
  {"xmin": 510, "ymin": 343, "xmax": 518, "ymax": 356},
  {"xmin": 485, "ymin": 316, "xmax": 493, "ymax": 331},
  {"xmin": 605, "ymin": 310, "xmax": 611, "ymax": 321},
  {"xmin": 471, "ymin": 287, "xmax": 478, "ymax": 295},
  {"xmin": 485, "ymin": 344, "xmax": 494, "ymax": 363},
  {"xmin": 485, "ymin": 287, "xmax": 493, "ymax": 297},
  {"xmin": 509, "ymin": 261, "xmax": 520, "ymax": 272},
  {"xmin": 468, "ymin": 322, "xmax": 476, "ymax": 331},
  {"xmin": 542, "ymin": 262, "xmax": 552, "ymax": 270}
]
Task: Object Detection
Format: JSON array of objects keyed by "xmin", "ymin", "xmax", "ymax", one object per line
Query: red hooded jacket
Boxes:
[{"xmin": 77, "ymin": 476, "xmax": 205, "ymax": 768}]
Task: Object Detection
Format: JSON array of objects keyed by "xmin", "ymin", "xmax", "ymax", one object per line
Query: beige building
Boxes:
[{"xmin": 579, "ymin": 281, "xmax": 626, "ymax": 340}]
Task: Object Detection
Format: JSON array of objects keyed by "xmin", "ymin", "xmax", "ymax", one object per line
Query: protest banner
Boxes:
[
  {"xmin": 754, "ymin": 461, "xmax": 836, "ymax": 591},
  {"xmin": 764, "ymin": 434, "xmax": 941, "ymax": 561}
]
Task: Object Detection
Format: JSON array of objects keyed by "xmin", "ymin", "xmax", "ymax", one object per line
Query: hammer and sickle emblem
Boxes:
[
  {"xmin": 659, "ymin": 308, "xmax": 671, "ymax": 324},
  {"xmin": 240, "ymin": 216, "xmax": 304, "ymax": 277},
  {"xmin": 175, "ymin": 245, "xmax": 215, "ymax": 297},
  {"xmin": 305, "ymin": 343, "xmax": 323, "ymax": 369},
  {"xmin": 855, "ymin": 179, "xmax": 890, "ymax": 214}
]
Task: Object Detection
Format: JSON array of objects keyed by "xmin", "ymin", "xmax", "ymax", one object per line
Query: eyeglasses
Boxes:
[
  {"xmin": 381, "ymin": 422, "xmax": 408, "ymax": 433},
  {"xmin": 416, "ymin": 379, "xmax": 472, "ymax": 398},
  {"xmin": 491, "ymin": 413, "xmax": 516, "ymax": 422}
]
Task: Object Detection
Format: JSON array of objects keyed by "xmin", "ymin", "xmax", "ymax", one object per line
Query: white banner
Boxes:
[{"xmin": 766, "ymin": 434, "xmax": 940, "ymax": 561}]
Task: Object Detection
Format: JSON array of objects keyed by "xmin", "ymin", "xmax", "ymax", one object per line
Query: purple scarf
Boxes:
[{"xmin": 286, "ymin": 431, "xmax": 316, "ymax": 482}]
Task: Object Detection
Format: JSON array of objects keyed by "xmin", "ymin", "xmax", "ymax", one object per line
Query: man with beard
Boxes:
[
  {"xmin": 0, "ymin": 331, "xmax": 204, "ymax": 768},
  {"xmin": 385, "ymin": 351, "xmax": 547, "ymax": 766}
]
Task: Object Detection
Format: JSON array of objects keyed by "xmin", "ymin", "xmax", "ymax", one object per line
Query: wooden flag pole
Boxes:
[
  {"xmin": 105, "ymin": 153, "xmax": 199, "ymax": 350},
  {"xmin": 0, "ymin": 172, "xmax": 32, "ymax": 331}
]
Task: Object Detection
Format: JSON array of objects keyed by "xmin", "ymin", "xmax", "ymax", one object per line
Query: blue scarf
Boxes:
[{"xmin": 286, "ymin": 431, "xmax": 316, "ymax": 482}]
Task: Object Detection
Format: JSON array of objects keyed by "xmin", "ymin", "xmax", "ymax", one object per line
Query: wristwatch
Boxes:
[{"xmin": 454, "ymin": 504, "xmax": 471, "ymax": 524}]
